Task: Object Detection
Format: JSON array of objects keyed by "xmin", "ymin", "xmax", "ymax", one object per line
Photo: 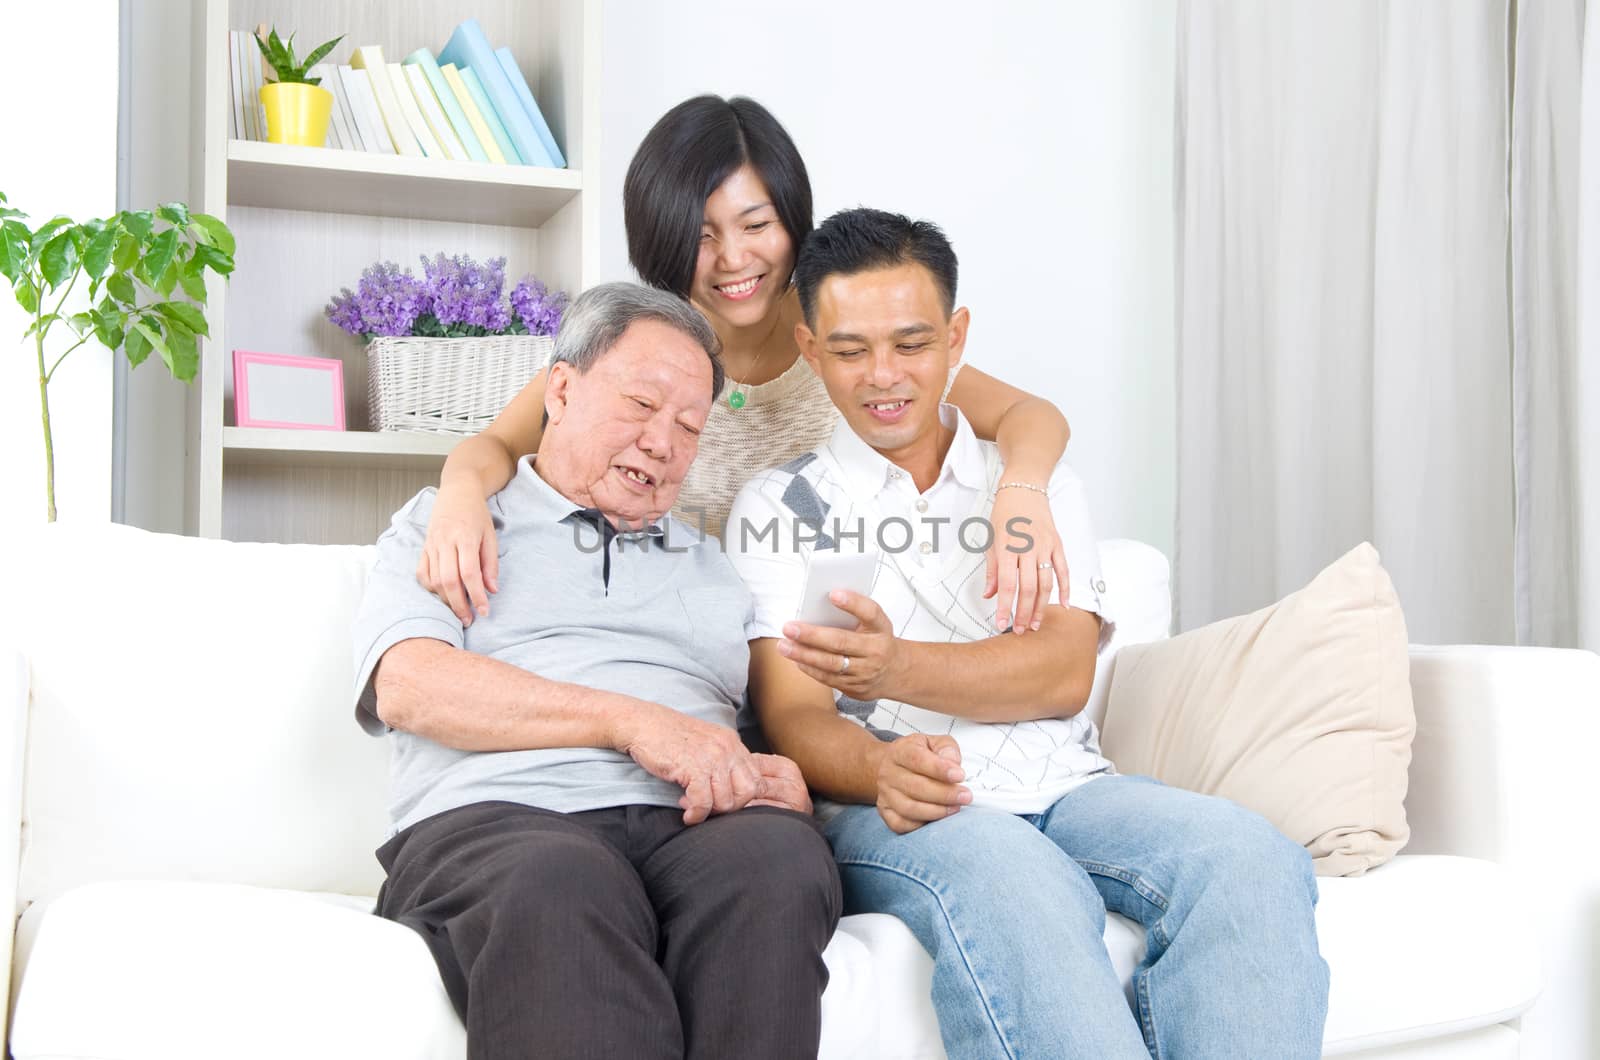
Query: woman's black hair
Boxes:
[{"xmin": 623, "ymin": 95, "xmax": 813, "ymax": 299}]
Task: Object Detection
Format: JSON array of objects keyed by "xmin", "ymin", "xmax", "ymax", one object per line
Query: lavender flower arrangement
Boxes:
[{"xmin": 326, "ymin": 253, "xmax": 568, "ymax": 343}]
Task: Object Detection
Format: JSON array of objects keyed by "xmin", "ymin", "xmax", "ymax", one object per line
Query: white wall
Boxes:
[
  {"xmin": 0, "ymin": 2, "xmax": 120, "ymax": 534},
  {"xmin": 600, "ymin": 0, "xmax": 1177, "ymax": 556}
]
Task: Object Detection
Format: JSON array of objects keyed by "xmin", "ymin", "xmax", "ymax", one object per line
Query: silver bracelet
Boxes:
[{"xmin": 997, "ymin": 481, "xmax": 1048, "ymax": 497}]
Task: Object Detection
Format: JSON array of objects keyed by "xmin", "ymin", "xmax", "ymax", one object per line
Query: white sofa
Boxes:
[{"xmin": 3, "ymin": 522, "xmax": 1597, "ymax": 1060}]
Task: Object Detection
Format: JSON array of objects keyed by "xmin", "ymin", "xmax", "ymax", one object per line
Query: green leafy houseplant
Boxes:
[
  {"xmin": 0, "ymin": 191, "xmax": 236, "ymax": 521},
  {"xmin": 253, "ymin": 26, "xmax": 343, "ymax": 85}
]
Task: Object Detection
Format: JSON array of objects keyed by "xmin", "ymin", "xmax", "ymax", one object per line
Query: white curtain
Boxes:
[
  {"xmin": 1581, "ymin": 1, "xmax": 1600, "ymax": 651},
  {"xmin": 1175, "ymin": 0, "xmax": 1513, "ymax": 644},
  {"xmin": 1176, "ymin": 0, "xmax": 1595, "ymax": 652}
]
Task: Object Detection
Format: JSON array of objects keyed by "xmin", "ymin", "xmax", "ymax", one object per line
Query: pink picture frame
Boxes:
[{"xmin": 233, "ymin": 350, "xmax": 346, "ymax": 431}]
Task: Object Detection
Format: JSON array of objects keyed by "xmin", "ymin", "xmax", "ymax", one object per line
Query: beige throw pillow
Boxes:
[{"xmin": 1099, "ymin": 543, "xmax": 1414, "ymax": 876}]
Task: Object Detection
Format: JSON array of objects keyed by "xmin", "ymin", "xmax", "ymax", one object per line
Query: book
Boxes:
[
  {"xmin": 350, "ymin": 45, "xmax": 419, "ymax": 155},
  {"xmin": 228, "ymin": 31, "xmax": 246, "ymax": 140},
  {"xmin": 309, "ymin": 64, "xmax": 350, "ymax": 149},
  {"xmin": 438, "ymin": 19, "xmax": 550, "ymax": 167},
  {"xmin": 459, "ymin": 66, "xmax": 522, "ymax": 164},
  {"xmin": 403, "ymin": 48, "xmax": 487, "ymax": 163},
  {"xmin": 248, "ymin": 32, "xmax": 268, "ymax": 140},
  {"xmin": 326, "ymin": 60, "xmax": 364, "ymax": 151},
  {"xmin": 495, "ymin": 46, "xmax": 565, "ymax": 168},
  {"xmin": 440, "ymin": 63, "xmax": 508, "ymax": 165},
  {"xmin": 403, "ymin": 63, "xmax": 467, "ymax": 162},
  {"xmin": 339, "ymin": 65, "xmax": 395, "ymax": 155},
  {"xmin": 385, "ymin": 63, "xmax": 444, "ymax": 158},
  {"xmin": 235, "ymin": 31, "xmax": 258, "ymax": 140}
]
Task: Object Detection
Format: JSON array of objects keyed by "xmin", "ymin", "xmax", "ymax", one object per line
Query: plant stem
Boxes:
[
  {"xmin": 45, "ymin": 337, "xmax": 89, "ymax": 385},
  {"xmin": 34, "ymin": 294, "xmax": 55, "ymax": 522},
  {"xmin": 50, "ymin": 268, "xmax": 78, "ymax": 320}
]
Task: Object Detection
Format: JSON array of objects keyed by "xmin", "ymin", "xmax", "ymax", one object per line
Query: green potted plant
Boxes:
[
  {"xmin": 254, "ymin": 25, "xmax": 344, "ymax": 147},
  {"xmin": 0, "ymin": 190, "xmax": 236, "ymax": 521}
]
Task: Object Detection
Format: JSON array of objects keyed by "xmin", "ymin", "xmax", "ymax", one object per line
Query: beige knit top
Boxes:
[
  {"xmin": 673, "ymin": 356, "xmax": 839, "ymax": 537},
  {"xmin": 671, "ymin": 358, "xmax": 965, "ymax": 537}
]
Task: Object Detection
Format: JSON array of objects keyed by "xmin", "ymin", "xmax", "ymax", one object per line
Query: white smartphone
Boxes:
[{"xmin": 794, "ymin": 551, "xmax": 881, "ymax": 629}]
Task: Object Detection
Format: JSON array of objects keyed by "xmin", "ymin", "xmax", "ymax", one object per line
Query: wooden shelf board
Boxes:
[
  {"xmin": 226, "ymin": 140, "xmax": 582, "ymax": 227},
  {"xmin": 223, "ymin": 426, "xmax": 460, "ymax": 470}
]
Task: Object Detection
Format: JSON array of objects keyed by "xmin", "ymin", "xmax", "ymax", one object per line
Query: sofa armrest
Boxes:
[
  {"xmin": 1403, "ymin": 643, "xmax": 1600, "ymax": 1058},
  {"xmin": 1405, "ymin": 644, "xmax": 1600, "ymax": 861},
  {"xmin": 1, "ymin": 650, "xmax": 27, "ymax": 1048}
]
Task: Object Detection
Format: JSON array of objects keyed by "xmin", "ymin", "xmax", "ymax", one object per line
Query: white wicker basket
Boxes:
[{"xmin": 366, "ymin": 334, "xmax": 555, "ymax": 435}]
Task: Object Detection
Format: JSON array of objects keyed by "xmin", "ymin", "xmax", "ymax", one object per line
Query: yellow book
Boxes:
[
  {"xmin": 350, "ymin": 45, "xmax": 420, "ymax": 156},
  {"xmin": 440, "ymin": 63, "xmax": 507, "ymax": 165}
]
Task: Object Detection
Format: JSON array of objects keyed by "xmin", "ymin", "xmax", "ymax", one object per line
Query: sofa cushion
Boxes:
[
  {"xmin": 14, "ymin": 522, "xmax": 390, "ymax": 903},
  {"xmin": 1100, "ymin": 542, "xmax": 1415, "ymax": 876},
  {"xmin": 8, "ymin": 855, "xmax": 1537, "ymax": 1060},
  {"xmin": 10, "ymin": 881, "xmax": 462, "ymax": 1060}
]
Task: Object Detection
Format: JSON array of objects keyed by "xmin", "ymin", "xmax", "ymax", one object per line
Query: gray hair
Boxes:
[{"xmin": 551, "ymin": 282, "xmax": 724, "ymax": 403}]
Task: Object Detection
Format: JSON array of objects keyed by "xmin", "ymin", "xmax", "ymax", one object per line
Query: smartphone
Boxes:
[{"xmin": 795, "ymin": 551, "xmax": 881, "ymax": 629}]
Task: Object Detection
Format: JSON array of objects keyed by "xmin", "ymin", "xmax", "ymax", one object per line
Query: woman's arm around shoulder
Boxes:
[{"xmin": 418, "ymin": 369, "xmax": 550, "ymax": 624}]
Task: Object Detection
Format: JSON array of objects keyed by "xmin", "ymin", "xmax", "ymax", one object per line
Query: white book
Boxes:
[
  {"xmin": 339, "ymin": 66, "xmax": 394, "ymax": 155},
  {"xmin": 249, "ymin": 33, "xmax": 268, "ymax": 140},
  {"xmin": 351, "ymin": 45, "xmax": 418, "ymax": 155},
  {"xmin": 309, "ymin": 64, "xmax": 349, "ymax": 149},
  {"xmin": 236, "ymin": 32, "xmax": 258, "ymax": 140},
  {"xmin": 386, "ymin": 62, "xmax": 444, "ymax": 159},
  {"xmin": 403, "ymin": 63, "xmax": 465, "ymax": 162},
  {"xmin": 326, "ymin": 60, "xmax": 363, "ymax": 151},
  {"xmin": 227, "ymin": 31, "xmax": 245, "ymax": 140}
]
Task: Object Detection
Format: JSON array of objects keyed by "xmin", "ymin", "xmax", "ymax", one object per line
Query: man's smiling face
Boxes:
[
  {"xmin": 541, "ymin": 318, "xmax": 713, "ymax": 526},
  {"xmin": 798, "ymin": 261, "xmax": 968, "ymax": 460}
]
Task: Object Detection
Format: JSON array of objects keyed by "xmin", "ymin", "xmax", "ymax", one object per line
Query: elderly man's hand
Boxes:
[
  {"xmin": 745, "ymin": 754, "xmax": 813, "ymax": 815},
  {"xmin": 612, "ymin": 701, "xmax": 765, "ymax": 825}
]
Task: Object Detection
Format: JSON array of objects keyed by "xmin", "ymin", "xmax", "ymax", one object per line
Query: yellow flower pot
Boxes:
[{"xmin": 260, "ymin": 82, "xmax": 333, "ymax": 147}]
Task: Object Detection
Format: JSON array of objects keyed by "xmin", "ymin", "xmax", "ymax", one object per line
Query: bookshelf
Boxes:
[{"xmin": 186, "ymin": 0, "xmax": 600, "ymax": 544}]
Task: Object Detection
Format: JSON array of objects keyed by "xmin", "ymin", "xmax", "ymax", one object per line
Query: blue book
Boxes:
[
  {"xmin": 438, "ymin": 19, "xmax": 554, "ymax": 168},
  {"xmin": 459, "ymin": 66, "xmax": 523, "ymax": 165},
  {"xmin": 403, "ymin": 48, "xmax": 489, "ymax": 163},
  {"xmin": 495, "ymin": 46, "xmax": 565, "ymax": 169}
]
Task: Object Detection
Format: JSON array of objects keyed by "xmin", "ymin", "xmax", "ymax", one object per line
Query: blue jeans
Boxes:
[{"xmin": 824, "ymin": 775, "xmax": 1329, "ymax": 1059}]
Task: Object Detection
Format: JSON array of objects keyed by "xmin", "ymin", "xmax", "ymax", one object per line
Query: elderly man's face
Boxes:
[{"xmin": 542, "ymin": 319, "xmax": 714, "ymax": 526}]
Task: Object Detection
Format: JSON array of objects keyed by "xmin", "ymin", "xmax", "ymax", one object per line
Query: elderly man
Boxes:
[{"xmin": 352, "ymin": 282, "xmax": 841, "ymax": 1060}]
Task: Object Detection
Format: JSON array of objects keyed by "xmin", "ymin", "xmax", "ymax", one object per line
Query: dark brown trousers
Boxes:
[{"xmin": 376, "ymin": 801, "xmax": 842, "ymax": 1060}]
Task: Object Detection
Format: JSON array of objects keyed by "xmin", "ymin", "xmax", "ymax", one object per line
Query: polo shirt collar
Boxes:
[
  {"xmin": 824, "ymin": 403, "xmax": 989, "ymax": 501},
  {"xmin": 507, "ymin": 457, "xmax": 665, "ymax": 538}
]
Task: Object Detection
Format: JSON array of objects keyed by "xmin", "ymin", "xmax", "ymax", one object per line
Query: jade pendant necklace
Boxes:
[
  {"xmin": 725, "ymin": 307, "xmax": 788, "ymax": 410},
  {"xmin": 725, "ymin": 343, "xmax": 771, "ymax": 410}
]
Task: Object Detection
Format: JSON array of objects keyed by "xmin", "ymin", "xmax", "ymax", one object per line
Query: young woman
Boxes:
[{"xmin": 418, "ymin": 95, "xmax": 1073, "ymax": 633}]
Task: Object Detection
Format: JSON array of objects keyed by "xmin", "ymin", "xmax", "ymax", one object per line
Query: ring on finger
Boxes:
[
  {"xmin": 838, "ymin": 655, "xmax": 851, "ymax": 675},
  {"xmin": 1038, "ymin": 561, "xmax": 1053, "ymax": 571}
]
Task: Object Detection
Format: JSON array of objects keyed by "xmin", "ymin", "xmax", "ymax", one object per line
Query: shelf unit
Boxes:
[
  {"xmin": 222, "ymin": 426, "xmax": 459, "ymax": 469},
  {"xmin": 187, "ymin": 0, "xmax": 600, "ymax": 544}
]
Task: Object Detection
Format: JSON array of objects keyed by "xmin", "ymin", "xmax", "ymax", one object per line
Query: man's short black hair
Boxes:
[
  {"xmin": 623, "ymin": 95, "xmax": 813, "ymax": 299},
  {"xmin": 793, "ymin": 208, "xmax": 959, "ymax": 327}
]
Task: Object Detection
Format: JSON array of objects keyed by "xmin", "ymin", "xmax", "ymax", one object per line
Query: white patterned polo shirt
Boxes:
[{"xmin": 726, "ymin": 404, "xmax": 1116, "ymax": 815}]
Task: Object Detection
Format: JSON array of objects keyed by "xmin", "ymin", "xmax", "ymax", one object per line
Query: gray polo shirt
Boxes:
[{"xmin": 352, "ymin": 457, "xmax": 756, "ymax": 834}]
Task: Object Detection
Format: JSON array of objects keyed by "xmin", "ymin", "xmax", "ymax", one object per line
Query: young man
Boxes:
[{"xmin": 727, "ymin": 209, "xmax": 1329, "ymax": 1059}]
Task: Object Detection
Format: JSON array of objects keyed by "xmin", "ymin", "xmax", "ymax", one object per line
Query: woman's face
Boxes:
[{"xmin": 691, "ymin": 164, "xmax": 795, "ymax": 332}]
